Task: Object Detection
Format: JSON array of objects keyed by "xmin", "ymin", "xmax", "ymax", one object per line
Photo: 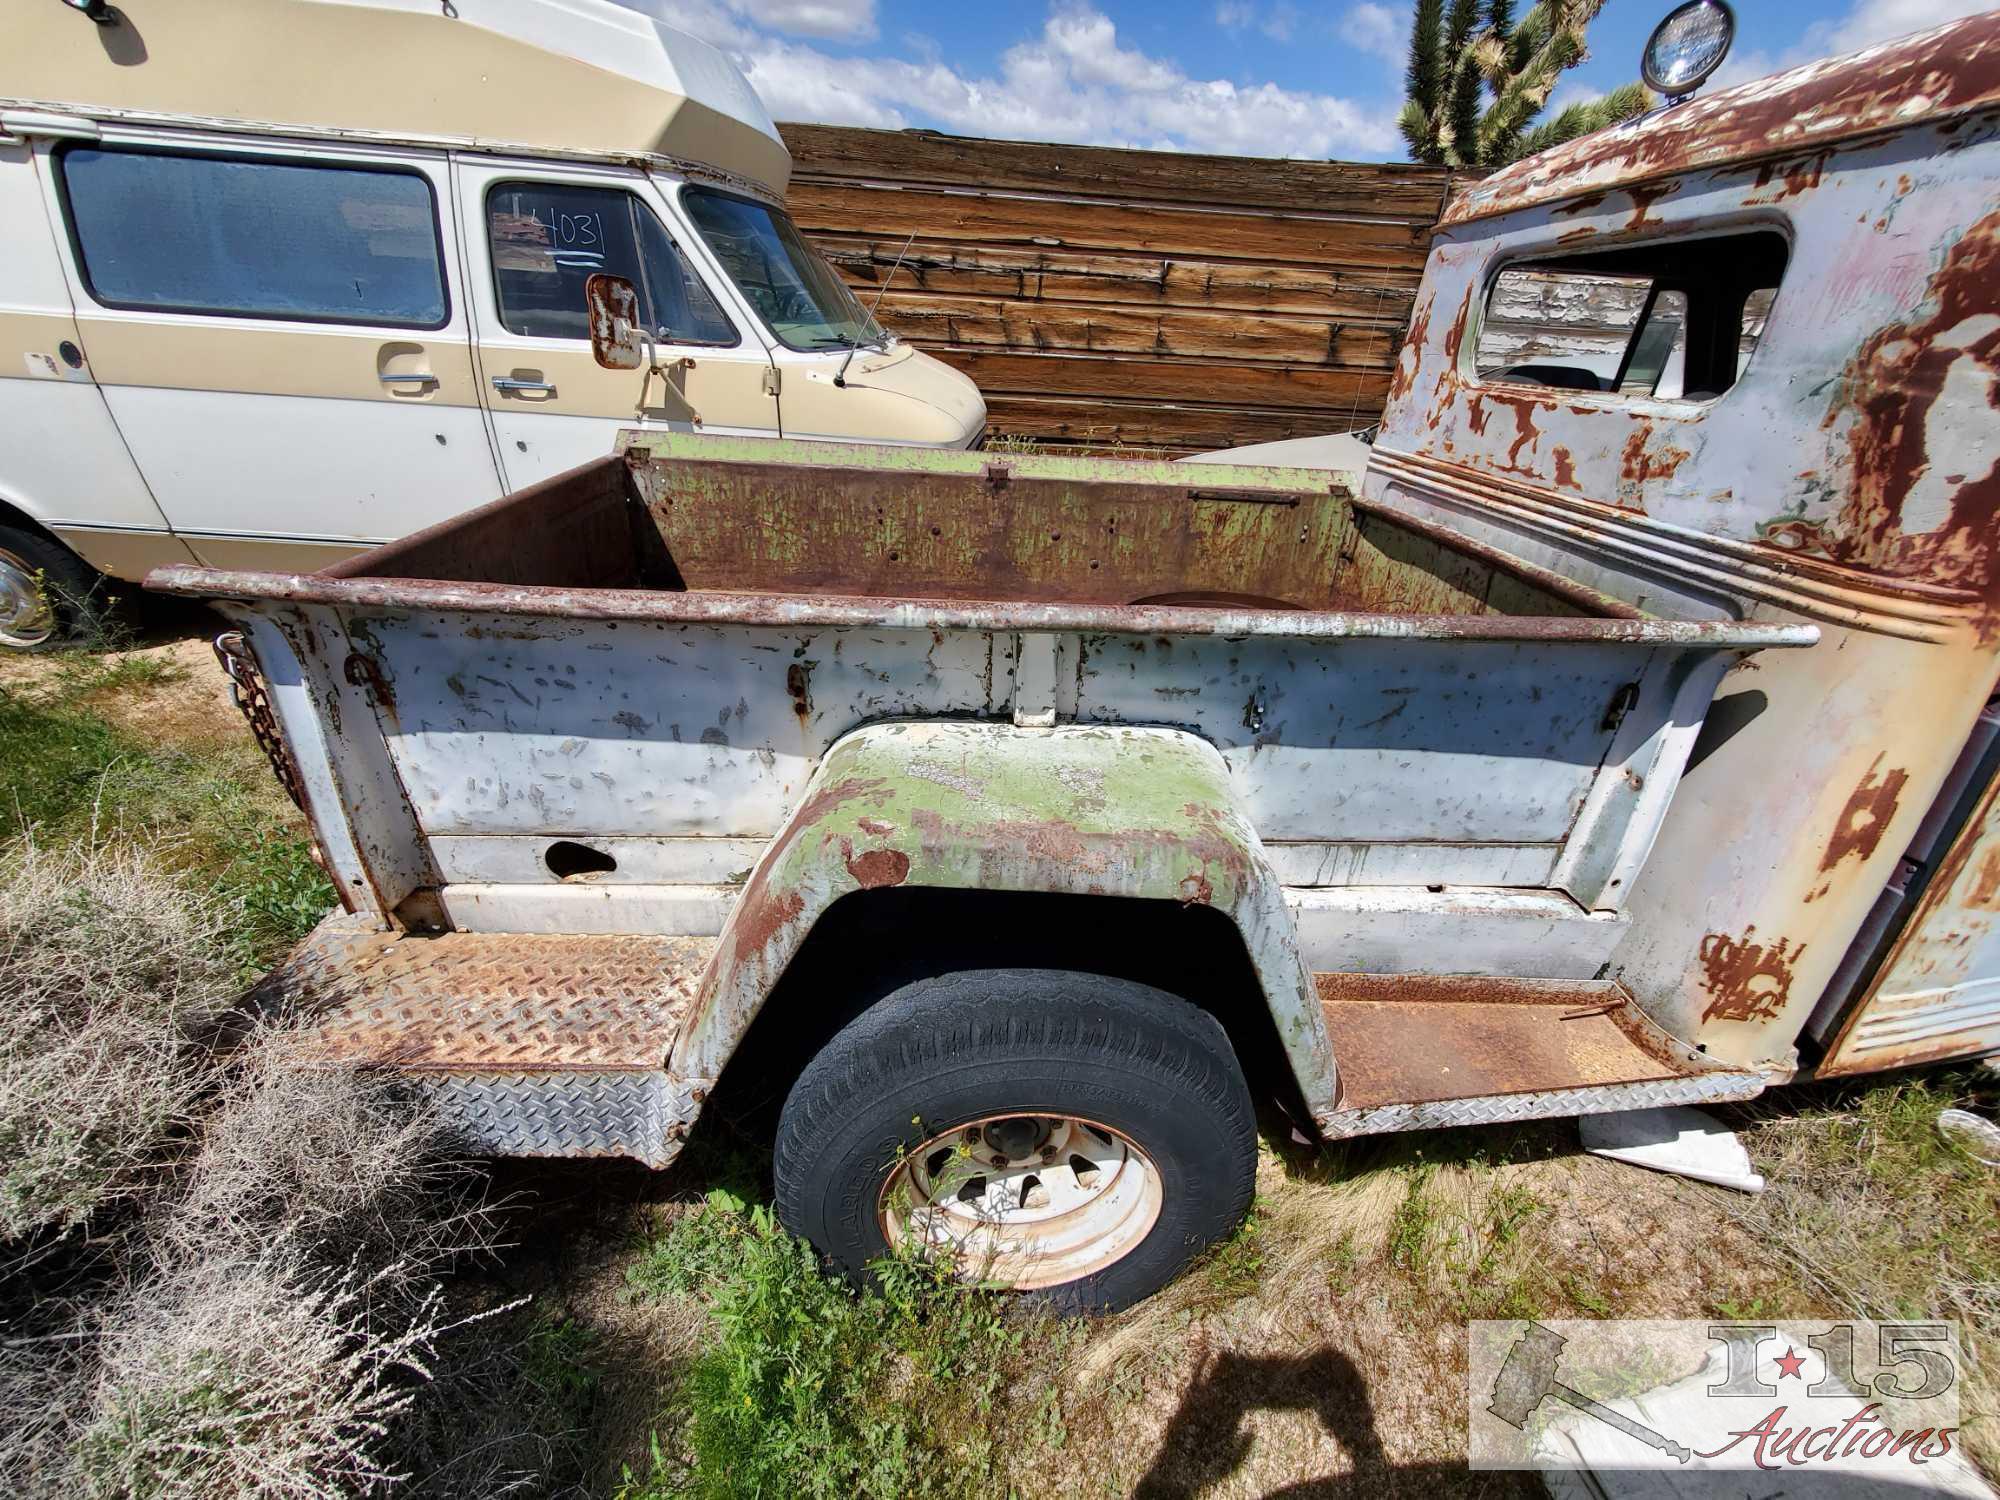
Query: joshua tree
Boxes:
[{"xmin": 1400, "ymin": 0, "xmax": 1652, "ymax": 167}]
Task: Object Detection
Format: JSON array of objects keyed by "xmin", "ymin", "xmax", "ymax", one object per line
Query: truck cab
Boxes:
[{"xmin": 1364, "ymin": 8, "xmax": 2000, "ymax": 1080}]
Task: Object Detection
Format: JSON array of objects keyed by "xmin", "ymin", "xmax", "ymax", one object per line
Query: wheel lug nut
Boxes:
[
  {"xmin": 963, "ymin": 1127, "xmax": 979, "ymax": 1143},
  {"xmin": 1040, "ymin": 1145, "xmax": 1058, "ymax": 1162}
]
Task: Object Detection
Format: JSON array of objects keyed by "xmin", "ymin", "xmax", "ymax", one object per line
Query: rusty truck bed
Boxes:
[{"xmin": 153, "ymin": 434, "xmax": 1813, "ymax": 1164}]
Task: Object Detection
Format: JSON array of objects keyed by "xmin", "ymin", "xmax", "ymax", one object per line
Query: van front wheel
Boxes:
[
  {"xmin": 0, "ymin": 524, "xmax": 103, "ymax": 651},
  {"xmin": 773, "ymin": 968, "xmax": 1257, "ymax": 1314}
]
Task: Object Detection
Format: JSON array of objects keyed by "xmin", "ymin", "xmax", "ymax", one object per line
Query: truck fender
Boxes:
[{"xmin": 670, "ymin": 719, "xmax": 1338, "ymax": 1115}]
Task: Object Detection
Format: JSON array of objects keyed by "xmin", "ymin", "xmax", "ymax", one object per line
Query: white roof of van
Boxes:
[{"xmin": 3, "ymin": 0, "xmax": 791, "ymax": 193}]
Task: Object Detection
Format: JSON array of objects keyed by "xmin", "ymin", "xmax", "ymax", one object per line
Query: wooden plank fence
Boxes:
[{"xmin": 779, "ymin": 124, "xmax": 1470, "ymax": 454}]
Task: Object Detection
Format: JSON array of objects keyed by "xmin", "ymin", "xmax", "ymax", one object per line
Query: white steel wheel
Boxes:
[
  {"xmin": 775, "ymin": 967, "xmax": 1257, "ymax": 1313},
  {"xmin": 0, "ymin": 545, "xmax": 56, "ymax": 649},
  {"xmin": 880, "ymin": 1114, "xmax": 1165, "ymax": 1289}
]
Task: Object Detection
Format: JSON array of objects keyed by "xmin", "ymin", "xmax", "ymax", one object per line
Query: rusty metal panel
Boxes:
[
  {"xmin": 250, "ymin": 913, "xmax": 717, "ymax": 1165},
  {"xmin": 1314, "ymin": 971, "xmax": 1764, "ymax": 1137},
  {"xmin": 1366, "ymin": 92, "xmax": 2000, "ymax": 1074},
  {"xmin": 254, "ymin": 914, "xmax": 713, "ymax": 1071},
  {"xmin": 671, "ymin": 720, "xmax": 1337, "ymax": 1115},
  {"xmin": 1819, "ymin": 764, "xmax": 2000, "ymax": 1074}
]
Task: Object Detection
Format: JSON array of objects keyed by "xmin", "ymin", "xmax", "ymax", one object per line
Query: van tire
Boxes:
[
  {"xmin": 773, "ymin": 968, "xmax": 1257, "ymax": 1314},
  {"xmin": 0, "ymin": 524, "xmax": 106, "ymax": 651}
]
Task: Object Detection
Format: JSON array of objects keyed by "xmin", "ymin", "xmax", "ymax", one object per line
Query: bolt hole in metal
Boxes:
[
  {"xmin": 880, "ymin": 1114, "xmax": 1164, "ymax": 1290},
  {"xmin": 0, "ymin": 547, "xmax": 56, "ymax": 648}
]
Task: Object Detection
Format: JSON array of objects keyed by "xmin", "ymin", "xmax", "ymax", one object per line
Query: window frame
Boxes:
[
  {"xmin": 481, "ymin": 178, "xmax": 741, "ymax": 349},
  {"xmin": 678, "ymin": 184, "xmax": 887, "ymax": 354},
  {"xmin": 1466, "ymin": 225, "xmax": 1790, "ymax": 410},
  {"xmin": 52, "ymin": 140, "xmax": 453, "ymax": 332}
]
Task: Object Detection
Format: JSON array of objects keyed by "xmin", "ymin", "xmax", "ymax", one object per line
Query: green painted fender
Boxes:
[{"xmin": 670, "ymin": 719, "xmax": 1337, "ymax": 1115}]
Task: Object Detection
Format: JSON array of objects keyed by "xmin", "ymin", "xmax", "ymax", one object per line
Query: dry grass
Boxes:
[
  {"xmin": 1723, "ymin": 1071, "xmax": 2000, "ymax": 1472},
  {"xmin": 77, "ymin": 1254, "xmax": 453, "ymax": 1500},
  {"xmin": 0, "ymin": 840, "xmax": 237, "ymax": 1242},
  {"xmin": 0, "ymin": 833, "xmax": 502, "ymax": 1499},
  {"xmin": 995, "ymin": 1125, "xmax": 1781, "ymax": 1498}
]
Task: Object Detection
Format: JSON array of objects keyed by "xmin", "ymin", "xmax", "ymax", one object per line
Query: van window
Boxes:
[
  {"xmin": 682, "ymin": 188, "xmax": 885, "ymax": 351},
  {"xmin": 59, "ymin": 148, "xmax": 446, "ymax": 327},
  {"xmin": 486, "ymin": 183, "xmax": 735, "ymax": 345},
  {"xmin": 1474, "ymin": 231, "xmax": 1786, "ymax": 401}
]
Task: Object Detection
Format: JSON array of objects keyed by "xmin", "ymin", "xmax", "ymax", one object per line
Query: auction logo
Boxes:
[{"xmin": 1467, "ymin": 1319, "xmax": 1963, "ymax": 1474}]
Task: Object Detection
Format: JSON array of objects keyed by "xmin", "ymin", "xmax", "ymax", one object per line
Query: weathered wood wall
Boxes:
[{"xmin": 779, "ymin": 124, "xmax": 1467, "ymax": 454}]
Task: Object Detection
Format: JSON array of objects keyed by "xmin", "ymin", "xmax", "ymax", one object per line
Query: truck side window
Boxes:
[
  {"xmin": 58, "ymin": 147, "xmax": 447, "ymax": 328},
  {"xmin": 1474, "ymin": 231, "xmax": 1787, "ymax": 402},
  {"xmin": 486, "ymin": 183, "xmax": 736, "ymax": 346}
]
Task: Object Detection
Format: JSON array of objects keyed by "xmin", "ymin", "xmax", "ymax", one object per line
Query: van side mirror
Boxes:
[{"xmin": 585, "ymin": 274, "xmax": 646, "ymax": 371}]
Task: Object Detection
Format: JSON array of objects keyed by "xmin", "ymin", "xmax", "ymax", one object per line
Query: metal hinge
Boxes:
[{"xmin": 761, "ymin": 366, "xmax": 781, "ymax": 397}]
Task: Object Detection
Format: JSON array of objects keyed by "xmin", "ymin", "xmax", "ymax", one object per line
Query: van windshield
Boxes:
[{"xmin": 681, "ymin": 188, "xmax": 886, "ymax": 351}]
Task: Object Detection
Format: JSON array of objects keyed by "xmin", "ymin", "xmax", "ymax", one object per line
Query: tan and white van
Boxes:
[{"xmin": 0, "ymin": 0, "xmax": 986, "ymax": 647}]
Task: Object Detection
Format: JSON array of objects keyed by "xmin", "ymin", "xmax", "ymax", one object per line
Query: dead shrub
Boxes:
[
  {"xmin": 0, "ymin": 841, "xmax": 235, "ymax": 1242},
  {"xmin": 0, "ymin": 840, "xmax": 506, "ymax": 1497},
  {"xmin": 157, "ymin": 1027, "xmax": 495, "ymax": 1290},
  {"xmin": 77, "ymin": 1252, "xmax": 450, "ymax": 1500}
]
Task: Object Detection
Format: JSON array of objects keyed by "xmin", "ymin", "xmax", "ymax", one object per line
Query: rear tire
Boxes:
[
  {"xmin": 0, "ymin": 523, "xmax": 106, "ymax": 651},
  {"xmin": 774, "ymin": 968, "xmax": 1257, "ymax": 1314}
]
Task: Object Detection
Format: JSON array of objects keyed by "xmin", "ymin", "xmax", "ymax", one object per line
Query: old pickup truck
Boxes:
[{"xmin": 152, "ymin": 9, "xmax": 2000, "ymax": 1312}]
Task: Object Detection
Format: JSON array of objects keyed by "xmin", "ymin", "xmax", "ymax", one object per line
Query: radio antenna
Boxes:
[{"xmin": 835, "ymin": 230, "xmax": 916, "ymax": 388}]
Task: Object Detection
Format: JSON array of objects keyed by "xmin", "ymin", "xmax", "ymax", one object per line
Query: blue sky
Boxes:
[{"xmin": 629, "ymin": 0, "xmax": 1990, "ymax": 160}]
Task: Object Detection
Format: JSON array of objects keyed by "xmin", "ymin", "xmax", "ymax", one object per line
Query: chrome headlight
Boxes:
[{"xmin": 1642, "ymin": 0, "xmax": 1735, "ymax": 99}]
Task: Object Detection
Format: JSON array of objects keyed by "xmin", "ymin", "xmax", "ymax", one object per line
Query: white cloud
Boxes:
[
  {"xmin": 625, "ymin": 0, "xmax": 876, "ymax": 45},
  {"xmin": 1710, "ymin": 0, "xmax": 1990, "ymax": 86},
  {"xmin": 756, "ymin": 0, "xmax": 877, "ymax": 43},
  {"xmin": 1546, "ymin": 80, "xmax": 1603, "ymax": 113},
  {"xmin": 1337, "ymin": 1, "xmax": 1404, "ymax": 66},
  {"xmin": 628, "ymin": 1, "xmax": 1400, "ymax": 158},
  {"xmin": 1214, "ymin": 0, "xmax": 1302, "ymax": 42}
]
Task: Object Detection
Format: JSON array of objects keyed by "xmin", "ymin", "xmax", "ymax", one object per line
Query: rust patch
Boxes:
[
  {"xmin": 1821, "ymin": 205, "xmax": 2000, "ymax": 629},
  {"xmin": 1966, "ymin": 845, "xmax": 2000, "ymax": 909},
  {"xmin": 1178, "ymin": 867, "xmax": 1214, "ymax": 906},
  {"xmin": 856, "ymin": 815, "xmax": 897, "ymax": 836},
  {"xmin": 1620, "ymin": 425, "xmax": 1693, "ymax": 486},
  {"xmin": 786, "ymin": 661, "xmax": 813, "ymax": 723},
  {"xmin": 1441, "ymin": 287, "xmax": 1471, "ymax": 366},
  {"xmin": 1818, "ymin": 753, "xmax": 1910, "ymax": 872},
  {"xmin": 1385, "ymin": 287, "xmax": 1434, "ymax": 407},
  {"xmin": 1698, "ymin": 926, "xmax": 1803, "ymax": 1024},
  {"xmin": 1624, "ymin": 180, "xmax": 1677, "ymax": 230},
  {"xmin": 1746, "ymin": 151, "xmax": 1830, "ymax": 202},
  {"xmin": 1551, "ymin": 446, "xmax": 1579, "ymax": 491},
  {"xmin": 731, "ymin": 886, "xmax": 805, "ymax": 967},
  {"xmin": 843, "ymin": 843, "xmax": 911, "ymax": 889},
  {"xmin": 1552, "ymin": 191, "xmax": 1609, "ymax": 217}
]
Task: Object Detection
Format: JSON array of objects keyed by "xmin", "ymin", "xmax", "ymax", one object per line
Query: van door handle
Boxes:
[
  {"xmin": 492, "ymin": 376, "xmax": 555, "ymax": 394},
  {"xmin": 378, "ymin": 371, "xmax": 438, "ymax": 387}
]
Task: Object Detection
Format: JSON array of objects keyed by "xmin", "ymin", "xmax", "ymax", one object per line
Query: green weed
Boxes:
[
  {"xmin": 0, "ymin": 689, "xmax": 329, "ymax": 971},
  {"xmin": 1386, "ymin": 1165, "xmax": 1438, "ymax": 1270},
  {"xmin": 1200, "ymin": 1201, "xmax": 1267, "ymax": 1301},
  {"xmin": 621, "ymin": 1195, "xmax": 1060, "ymax": 1499}
]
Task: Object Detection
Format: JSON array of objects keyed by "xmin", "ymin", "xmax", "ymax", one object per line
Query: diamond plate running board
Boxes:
[
  {"xmin": 1315, "ymin": 1072, "xmax": 1766, "ymax": 1138},
  {"xmin": 1312, "ymin": 971, "xmax": 1767, "ymax": 1140},
  {"xmin": 248, "ymin": 913, "xmax": 716, "ymax": 1168}
]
